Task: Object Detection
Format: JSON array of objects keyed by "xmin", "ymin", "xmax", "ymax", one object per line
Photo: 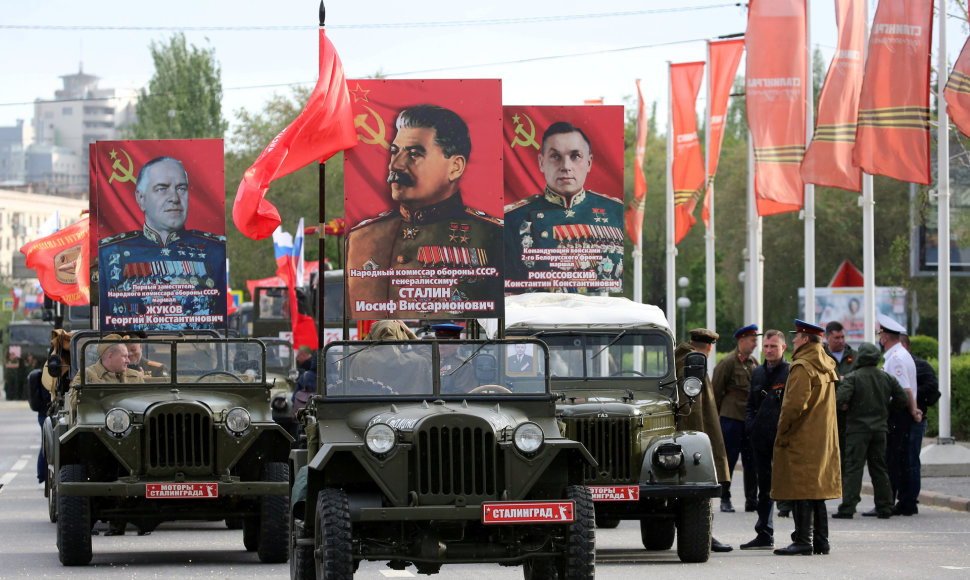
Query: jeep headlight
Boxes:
[
  {"xmin": 655, "ymin": 442, "xmax": 683, "ymax": 470},
  {"xmin": 225, "ymin": 407, "xmax": 251, "ymax": 434},
  {"xmin": 105, "ymin": 408, "xmax": 131, "ymax": 436},
  {"xmin": 364, "ymin": 423, "xmax": 396, "ymax": 455},
  {"xmin": 513, "ymin": 422, "xmax": 544, "ymax": 454},
  {"xmin": 683, "ymin": 376, "xmax": 703, "ymax": 398}
]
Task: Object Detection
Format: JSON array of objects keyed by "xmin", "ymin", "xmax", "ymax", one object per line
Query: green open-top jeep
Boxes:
[
  {"xmin": 46, "ymin": 335, "xmax": 294, "ymax": 566},
  {"xmin": 499, "ymin": 293, "xmax": 720, "ymax": 563},
  {"xmin": 290, "ymin": 337, "xmax": 596, "ymax": 579}
]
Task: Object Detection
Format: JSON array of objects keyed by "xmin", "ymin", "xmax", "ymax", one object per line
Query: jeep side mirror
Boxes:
[{"xmin": 681, "ymin": 351, "xmax": 707, "ymax": 402}]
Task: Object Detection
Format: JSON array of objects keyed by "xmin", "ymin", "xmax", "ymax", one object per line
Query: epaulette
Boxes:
[
  {"xmin": 188, "ymin": 230, "xmax": 227, "ymax": 244},
  {"xmin": 100, "ymin": 230, "xmax": 141, "ymax": 246},
  {"xmin": 349, "ymin": 210, "xmax": 396, "ymax": 232},
  {"xmin": 586, "ymin": 190, "xmax": 624, "ymax": 205},
  {"xmin": 146, "ymin": 360, "xmax": 163, "ymax": 368},
  {"xmin": 464, "ymin": 207, "xmax": 504, "ymax": 226},
  {"xmin": 503, "ymin": 194, "xmax": 543, "ymax": 212}
]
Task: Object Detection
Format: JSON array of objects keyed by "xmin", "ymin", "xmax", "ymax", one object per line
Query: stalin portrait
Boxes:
[
  {"xmin": 346, "ymin": 104, "xmax": 504, "ymax": 320},
  {"xmin": 98, "ymin": 156, "xmax": 227, "ymax": 331},
  {"xmin": 503, "ymin": 121, "xmax": 624, "ymax": 292}
]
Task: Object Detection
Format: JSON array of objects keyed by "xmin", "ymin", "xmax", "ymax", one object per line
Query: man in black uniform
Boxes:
[{"xmin": 346, "ymin": 105, "xmax": 504, "ymax": 320}]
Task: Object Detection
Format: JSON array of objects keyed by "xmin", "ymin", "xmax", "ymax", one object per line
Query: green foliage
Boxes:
[
  {"xmin": 127, "ymin": 33, "xmax": 228, "ymax": 140},
  {"xmin": 926, "ymin": 353, "xmax": 970, "ymax": 440},
  {"xmin": 907, "ymin": 335, "xmax": 939, "ymax": 360}
]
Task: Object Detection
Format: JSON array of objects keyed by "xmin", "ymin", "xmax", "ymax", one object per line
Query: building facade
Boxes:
[{"xmin": 0, "ymin": 188, "xmax": 88, "ymax": 280}]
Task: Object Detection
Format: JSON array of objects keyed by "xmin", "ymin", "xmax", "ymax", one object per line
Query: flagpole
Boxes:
[
  {"xmin": 804, "ymin": 0, "xmax": 816, "ymax": 325},
  {"xmin": 666, "ymin": 62, "xmax": 677, "ymax": 336},
  {"xmin": 861, "ymin": 0, "xmax": 876, "ymax": 344},
  {"xmin": 935, "ymin": 0, "xmax": 952, "ymax": 441},
  {"xmin": 745, "ymin": 132, "xmax": 754, "ymax": 328},
  {"xmin": 704, "ymin": 41, "xmax": 717, "ymax": 362}
]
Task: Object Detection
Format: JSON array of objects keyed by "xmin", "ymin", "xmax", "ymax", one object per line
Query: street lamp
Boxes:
[{"xmin": 677, "ymin": 277, "xmax": 691, "ymax": 341}]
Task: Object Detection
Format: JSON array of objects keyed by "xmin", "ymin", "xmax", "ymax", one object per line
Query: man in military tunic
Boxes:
[
  {"xmin": 503, "ymin": 121, "xmax": 624, "ymax": 292},
  {"xmin": 824, "ymin": 321, "xmax": 856, "ymax": 467},
  {"xmin": 71, "ymin": 339, "xmax": 144, "ymax": 387},
  {"xmin": 99, "ymin": 156, "xmax": 227, "ymax": 331},
  {"xmin": 712, "ymin": 324, "xmax": 759, "ymax": 513},
  {"xmin": 346, "ymin": 105, "xmax": 503, "ymax": 320},
  {"xmin": 126, "ymin": 342, "xmax": 169, "ymax": 378},
  {"xmin": 432, "ymin": 323, "xmax": 478, "ymax": 394},
  {"xmin": 674, "ymin": 328, "xmax": 733, "ymax": 553}
]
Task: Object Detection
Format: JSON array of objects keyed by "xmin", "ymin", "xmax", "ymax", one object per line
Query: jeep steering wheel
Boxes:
[
  {"xmin": 197, "ymin": 371, "xmax": 244, "ymax": 383},
  {"xmin": 611, "ymin": 370, "xmax": 646, "ymax": 377},
  {"xmin": 468, "ymin": 384, "xmax": 512, "ymax": 394}
]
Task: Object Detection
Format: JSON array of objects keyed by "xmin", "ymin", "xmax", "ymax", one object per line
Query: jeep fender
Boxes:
[{"xmin": 639, "ymin": 430, "xmax": 717, "ymax": 486}]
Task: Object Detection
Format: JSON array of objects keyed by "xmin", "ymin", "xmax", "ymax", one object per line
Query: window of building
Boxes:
[{"xmin": 62, "ymin": 107, "xmax": 73, "ymax": 115}]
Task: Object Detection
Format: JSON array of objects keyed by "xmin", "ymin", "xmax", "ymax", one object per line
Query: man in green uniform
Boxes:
[
  {"xmin": 346, "ymin": 104, "xmax": 503, "ymax": 320},
  {"xmin": 675, "ymin": 328, "xmax": 733, "ymax": 553},
  {"xmin": 825, "ymin": 321, "xmax": 856, "ymax": 466},
  {"xmin": 432, "ymin": 323, "xmax": 478, "ymax": 394},
  {"xmin": 831, "ymin": 342, "xmax": 908, "ymax": 519},
  {"xmin": 72, "ymin": 339, "xmax": 145, "ymax": 386},
  {"xmin": 126, "ymin": 343, "xmax": 169, "ymax": 378},
  {"xmin": 712, "ymin": 324, "xmax": 759, "ymax": 512},
  {"xmin": 772, "ymin": 320, "xmax": 841, "ymax": 556}
]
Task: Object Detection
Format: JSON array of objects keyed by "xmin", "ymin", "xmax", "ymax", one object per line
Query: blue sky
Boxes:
[{"xmin": 0, "ymin": 1, "xmax": 966, "ymax": 137}]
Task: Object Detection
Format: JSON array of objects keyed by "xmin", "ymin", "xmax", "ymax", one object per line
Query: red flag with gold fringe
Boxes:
[
  {"xmin": 945, "ymin": 37, "xmax": 970, "ymax": 138},
  {"xmin": 852, "ymin": 0, "xmax": 933, "ymax": 185},
  {"xmin": 702, "ymin": 38, "xmax": 745, "ymax": 227},
  {"xmin": 670, "ymin": 62, "xmax": 706, "ymax": 243},
  {"xmin": 20, "ymin": 216, "xmax": 90, "ymax": 306},
  {"xmin": 625, "ymin": 79, "xmax": 648, "ymax": 249},
  {"xmin": 745, "ymin": 0, "xmax": 806, "ymax": 216}
]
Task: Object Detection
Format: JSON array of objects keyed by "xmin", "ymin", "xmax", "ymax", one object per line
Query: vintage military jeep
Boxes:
[
  {"xmin": 499, "ymin": 293, "xmax": 720, "ymax": 563},
  {"xmin": 261, "ymin": 336, "xmax": 301, "ymax": 437},
  {"xmin": 47, "ymin": 335, "xmax": 294, "ymax": 566},
  {"xmin": 289, "ymin": 338, "xmax": 596, "ymax": 579}
]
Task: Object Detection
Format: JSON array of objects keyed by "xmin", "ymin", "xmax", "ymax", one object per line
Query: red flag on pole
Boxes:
[
  {"xmin": 233, "ymin": 29, "xmax": 357, "ymax": 240},
  {"xmin": 671, "ymin": 62, "xmax": 706, "ymax": 244},
  {"xmin": 852, "ymin": 0, "xmax": 933, "ymax": 185},
  {"xmin": 624, "ymin": 80, "xmax": 648, "ymax": 248},
  {"xmin": 745, "ymin": 0, "xmax": 807, "ymax": 216},
  {"xmin": 702, "ymin": 38, "xmax": 745, "ymax": 227},
  {"xmin": 945, "ymin": 37, "xmax": 970, "ymax": 138},
  {"xmin": 20, "ymin": 216, "xmax": 90, "ymax": 306},
  {"xmin": 801, "ymin": 0, "xmax": 865, "ymax": 192}
]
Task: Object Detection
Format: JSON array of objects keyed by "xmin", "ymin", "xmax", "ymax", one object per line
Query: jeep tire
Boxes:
[
  {"xmin": 56, "ymin": 464, "xmax": 92, "ymax": 566},
  {"xmin": 640, "ymin": 517, "xmax": 675, "ymax": 550},
  {"xmin": 676, "ymin": 498, "xmax": 712, "ymax": 563},
  {"xmin": 560, "ymin": 485, "xmax": 595, "ymax": 579},
  {"xmin": 314, "ymin": 488, "xmax": 353, "ymax": 580},
  {"xmin": 289, "ymin": 511, "xmax": 314, "ymax": 580},
  {"xmin": 257, "ymin": 462, "xmax": 290, "ymax": 563}
]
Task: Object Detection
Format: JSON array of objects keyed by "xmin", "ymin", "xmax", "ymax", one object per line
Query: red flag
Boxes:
[
  {"xmin": 670, "ymin": 62, "xmax": 706, "ymax": 243},
  {"xmin": 20, "ymin": 216, "xmax": 90, "ymax": 306},
  {"xmin": 703, "ymin": 38, "xmax": 745, "ymax": 227},
  {"xmin": 625, "ymin": 79, "xmax": 648, "ymax": 248},
  {"xmin": 801, "ymin": 0, "xmax": 865, "ymax": 191},
  {"xmin": 233, "ymin": 29, "xmax": 357, "ymax": 240},
  {"xmin": 745, "ymin": 0, "xmax": 807, "ymax": 216},
  {"xmin": 852, "ymin": 0, "xmax": 933, "ymax": 185},
  {"xmin": 945, "ymin": 37, "xmax": 970, "ymax": 138}
]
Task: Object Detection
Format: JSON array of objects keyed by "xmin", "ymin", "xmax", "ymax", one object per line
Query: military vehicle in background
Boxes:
[
  {"xmin": 289, "ymin": 338, "xmax": 596, "ymax": 579},
  {"xmin": 498, "ymin": 293, "xmax": 720, "ymax": 563}
]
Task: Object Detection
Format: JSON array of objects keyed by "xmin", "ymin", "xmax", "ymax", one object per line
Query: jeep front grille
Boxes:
[
  {"xmin": 146, "ymin": 403, "xmax": 213, "ymax": 472},
  {"xmin": 567, "ymin": 414, "xmax": 675, "ymax": 483},
  {"xmin": 416, "ymin": 424, "xmax": 498, "ymax": 500}
]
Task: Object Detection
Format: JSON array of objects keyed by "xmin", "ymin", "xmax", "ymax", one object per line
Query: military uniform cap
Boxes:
[
  {"xmin": 97, "ymin": 334, "xmax": 126, "ymax": 357},
  {"xmin": 733, "ymin": 324, "xmax": 760, "ymax": 339},
  {"xmin": 432, "ymin": 323, "xmax": 464, "ymax": 339},
  {"xmin": 877, "ymin": 313, "xmax": 906, "ymax": 335},
  {"xmin": 689, "ymin": 328, "xmax": 719, "ymax": 344},
  {"xmin": 298, "ymin": 345, "xmax": 313, "ymax": 355},
  {"xmin": 789, "ymin": 319, "xmax": 824, "ymax": 336}
]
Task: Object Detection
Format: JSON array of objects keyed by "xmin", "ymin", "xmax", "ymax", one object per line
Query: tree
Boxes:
[{"xmin": 127, "ymin": 33, "xmax": 228, "ymax": 139}]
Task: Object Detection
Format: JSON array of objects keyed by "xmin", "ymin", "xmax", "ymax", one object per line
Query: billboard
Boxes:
[{"xmin": 799, "ymin": 286, "xmax": 907, "ymax": 344}]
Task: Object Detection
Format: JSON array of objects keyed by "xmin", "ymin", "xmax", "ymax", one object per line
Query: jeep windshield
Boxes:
[
  {"xmin": 322, "ymin": 339, "xmax": 549, "ymax": 397},
  {"xmin": 9, "ymin": 323, "xmax": 53, "ymax": 345},
  {"xmin": 78, "ymin": 338, "xmax": 267, "ymax": 385},
  {"xmin": 521, "ymin": 331, "xmax": 670, "ymax": 380}
]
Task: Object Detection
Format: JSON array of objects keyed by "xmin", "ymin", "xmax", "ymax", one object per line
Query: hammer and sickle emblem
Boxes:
[
  {"xmin": 108, "ymin": 149, "xmax": 136, "ymax": 184},
  {"xmin": 510, "ymin": 113, "xmax": 540, "ymax": 150},
  {"xmin": 355, "ymin": 105, "xmax": 389, "ymax": 149}
]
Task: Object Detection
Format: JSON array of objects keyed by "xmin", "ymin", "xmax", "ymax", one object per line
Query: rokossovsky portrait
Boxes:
[
  {"xmin": 343, "ymin": 79, "xmax": 505, "ymax": 320},
  {"xmin": 502, "ymin": 106, "xmax": 625, "ymax": 293},
  {"xmin": 92, "ymin": 140, "xmax": 227, "ymax": 331}
]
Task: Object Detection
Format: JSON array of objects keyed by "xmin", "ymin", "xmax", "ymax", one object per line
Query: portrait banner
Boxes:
[
  {"xmin": 799, "ymin": 286, "xmax": 907, "ymax": 345},
  {"xmin": 703, "ymin": 38, "xmax": 745, "ymax": 227},
  {"xmin": 503, "ymin": 105, "xmax": 625, "ymax": 293},
  {"xmin": 92, "ymin": 139, "xmax": 227, "ymax": 331},
  {"xmin": 745, "ymin": 0, "xmax": 807, "ymax": 216},
  {"xmin": 670, "ymin": 62, "xmax": 706, "ymax": 244},
  {"xmin": 852, "ymin": 0, "xmax": 933, "ymax": 185},
  {"xmin": 945, "ymin": 37, "xmax": 970, "ymax": 139},
  {"xmin": 343, "ymin": 79, "xmax": 504, "ymax": 321}
]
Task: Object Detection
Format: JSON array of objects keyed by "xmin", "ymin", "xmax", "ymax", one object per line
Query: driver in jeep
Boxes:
[{"xmin": 71, "ymin": 337, "xmax": 145, "ymax": 386}]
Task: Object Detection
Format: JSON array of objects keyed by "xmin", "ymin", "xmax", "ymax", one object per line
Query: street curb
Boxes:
[{"xmin": 861, "ymin": 481, "xmax": 970, "ymax": 513}]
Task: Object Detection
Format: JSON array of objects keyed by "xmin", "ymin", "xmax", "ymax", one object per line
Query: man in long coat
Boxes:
[
  {"xmin": 675, "ymin": 328, "xmax": 733, "ymax": 553},
  {"xmin": 771, "ymin": 320, "xmax": 841, "ymax": 556}
]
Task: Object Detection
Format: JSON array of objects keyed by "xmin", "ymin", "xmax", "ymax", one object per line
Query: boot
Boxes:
[
  {"xmin": 812, "ymin": 500, "xmax": 830, "ymax": 555},
  {"xmin": 720, "ymin": 482, "xmax": 735, "ymax": 512},
  {"xmin": 774, "ymin": 501, "xmax": 813, "ymax": 556}
]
